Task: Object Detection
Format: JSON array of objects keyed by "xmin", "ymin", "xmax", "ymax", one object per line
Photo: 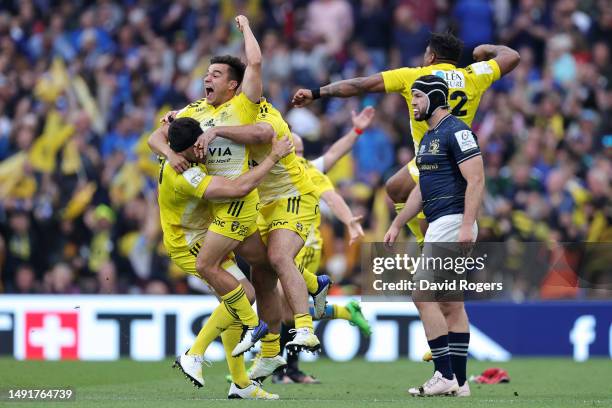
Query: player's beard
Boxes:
[{"xmin": 413, "ymin": 107, "xmax": 427, "ymax": 121}]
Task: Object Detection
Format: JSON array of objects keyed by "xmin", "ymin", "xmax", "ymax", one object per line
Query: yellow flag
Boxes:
[
  {"xmin": 33, "ymin": 57, "xmax": 69, "ymax": 102},
  {"xmin": 72, "ymin": 75, "xmax": 104, "ymax": 134},
  {"xmin": 110, "ymin": 163, "xmax": 144, "ymax": 206},
  {"xmin": 29, "ymin": 110, "xmax": 74, "ymax": 173},
  {"xmin": 62, "ymin": 182, "xmax": 97, "ymax": 220},
  {"xmin": 61, "ymin": 139, "xmax": 82, "ymax": 175}
]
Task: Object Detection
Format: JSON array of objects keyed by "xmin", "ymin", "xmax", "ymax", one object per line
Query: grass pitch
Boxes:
[{"xmin": 0, "ymin": 358, "xmax": 610, "ymax": 408}]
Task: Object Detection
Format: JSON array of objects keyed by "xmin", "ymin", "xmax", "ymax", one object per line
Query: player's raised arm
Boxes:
[
  {"xmin": 148, "ymin": 123, "xmax": 190, "ymax": 173},
  {"xmin": 320, "ymin": 190, "xmax": 364, "ymax": 246},
  {"xmin": 472, "ymin": 44, "xmax": 521, "ymax": 77},
  {"xmin": 235, "ymin": 15, "xmax": 262, "ymax": 103},
  {"xmin": 321, "ymin": 106, "xmax": 375, "ymax": 172},
  {"xmin": 384, "ymin": 185, "xmax": 423, "ymax": 247},
  {"xmin": 204, "ymin": 136, "xmax": 292, "ymax": 199},
  {"xmin": 292, "ymin": 73, "xmax": 385, "ymax": 107}
]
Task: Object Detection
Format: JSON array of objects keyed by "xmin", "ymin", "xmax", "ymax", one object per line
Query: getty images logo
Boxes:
[{"xmin": 569, "ymin": 315, "xmax": 596, "ymax": 362}]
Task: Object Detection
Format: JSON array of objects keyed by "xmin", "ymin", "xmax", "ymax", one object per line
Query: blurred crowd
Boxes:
[{"xmin": 0, "ymin": 0, "xmax": 610, "ymax": 298}]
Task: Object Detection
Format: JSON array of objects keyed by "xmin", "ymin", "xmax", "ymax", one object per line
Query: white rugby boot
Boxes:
[
  {"xmin": 456, "ymin": 381, "xmax": 471, "ymax": 397},
  {"xmin": 227, "ymin": 381, "xmax": 279, "ymax": 400},
  {"xmin": 248, "ymin": 354, "xmax": 287, "ymax": 383},
  {"xmin": 285, "ymin": 327, "xmax": 320, "ymax": 354},
  {"xmin": 408, "ymin": 371, "xmax": 459, "ymax": 397},
  {"xmin": 173, "ymin": 352, "xmax": 209, "ymax": 388}
]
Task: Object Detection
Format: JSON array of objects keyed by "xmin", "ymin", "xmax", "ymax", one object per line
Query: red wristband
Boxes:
[{"xmin": 353, "ymin": 127, "xmax": 364, "ymax": 135}]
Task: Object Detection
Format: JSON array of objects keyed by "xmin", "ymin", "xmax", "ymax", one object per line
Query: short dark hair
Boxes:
[
  {"xmin": 210, "ymin": 55, "xmax": 246, "ymax": 86},
  {"xmin": 428, "ymin": 32, "xmax": 463, "ymax": 64},
  {"xmin": 168, "ymin": 117, "xmax": 201, "ymax": 152}
]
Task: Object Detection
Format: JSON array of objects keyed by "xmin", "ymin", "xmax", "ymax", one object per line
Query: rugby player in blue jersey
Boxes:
[{"xmin": 385, "ymin": 75, "xmax": 484, "ymax": 397}]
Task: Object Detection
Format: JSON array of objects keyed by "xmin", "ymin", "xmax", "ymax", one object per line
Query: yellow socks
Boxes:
[
  {"xmin": 221, "ymin": 320, "xmax": 250, "ymax": 388},
  {"xmin": 394, "ymin": 202, "xmax": 425, "ymax": 245},
  {"xmin": 301, "ymin": 268, "xmax": 320, "ymax": 294},
  {"xmin": 260, "ymin": 333, "xmax": 281, "ymax": 358},
  {"xmin": 188, "ymin": 301, "xmax": 235, "ymax": 355},
  {"xmin": 294, "ymin": 313, "xmax": 314, "ymax": 331},
  {"xmin": 221, "ymin": 284, "xmax": 259, "ymax": 327},
  {"xmin": 332, "ymin": 305, "xmax": 352, "ymax": 320}
]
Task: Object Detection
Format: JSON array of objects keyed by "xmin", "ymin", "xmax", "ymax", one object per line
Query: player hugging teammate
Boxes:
[{"xmin": 149, "ymin": 15, "xmax": 371, "ymax": 400}]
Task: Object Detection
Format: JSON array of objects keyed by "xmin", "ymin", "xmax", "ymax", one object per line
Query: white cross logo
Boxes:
[{"xmin": 29, "ymin": 314, "xmax": 76, "ymax": 360}]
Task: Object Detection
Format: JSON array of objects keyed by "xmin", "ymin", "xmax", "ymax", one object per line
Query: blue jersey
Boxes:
[{"xmin": 416, "ymin": 115, "xmax": 481, "ymax": 223}]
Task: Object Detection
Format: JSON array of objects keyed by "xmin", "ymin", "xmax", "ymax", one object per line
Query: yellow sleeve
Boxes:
[
  {"xmin": 308, "ymin": 166, "xmax": 334, "ymax": 194},
  {"xmin": 235, "ymin": 92, "xmax": 260, "ymax": 123},
  {"xmin": 381, "ymin": 67, "xmax": 420, "ymax": 93},
  {"xmin": 467, "ymin": 59, "xmax": 501, "ymax": 93},
  {"xmin": 317, "ymin": 173, "xmax": 335, "ymax": 194},
  {"xmin": 256, "ymin": 104, "xmax": 287, "ymax": 138},
  {"xmin": 176, "ymin": 166, "xmax": 213, "ymax": 198}
]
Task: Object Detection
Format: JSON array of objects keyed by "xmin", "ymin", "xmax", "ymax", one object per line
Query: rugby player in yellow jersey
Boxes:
[
  {"xmin": 274, "ymin": 130, "xmax": 373, "ymax": 384},
  {"xmin": 292, "ymin": 32, "xmax": 520, "ymax": 244},
  {"xmin": 215, "ymin": 107, "xmax": 373, "ymax": 385},
  {"xmin": 149, "ymin": 15, "xmax": 286, "ymax": 358},
  {"xmin": 159, "ymin": 117, "xmax": 292, "ymax": 399},
  {"xmin": 252, "ymin": 109, "xmax": 374, "ymax": 384},
  {"xmin": 192, "ymin": 98, "xmax": 328, "ymax": 361}
]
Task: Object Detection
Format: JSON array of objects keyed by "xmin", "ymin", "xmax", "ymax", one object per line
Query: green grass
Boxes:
[{"xmin": 0, "ymin": 358, "xmax": 610, "ymax": 408}]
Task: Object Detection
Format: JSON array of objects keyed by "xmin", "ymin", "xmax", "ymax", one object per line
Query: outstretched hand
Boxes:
[{"xmin": 351, "ymin": 106, "xmax": 375, "ymax": 130}]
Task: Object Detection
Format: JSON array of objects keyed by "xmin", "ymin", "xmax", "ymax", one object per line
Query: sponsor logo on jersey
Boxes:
[
  {"xmin": 233, "ymin": 223, "xmax": 249, "ymax": 237},
  {"xmin": 212, "ymin": 218, "xmax": 225, "ymax": 228},
  {"xmin": 433, "ymin": 70, "xmax": 465, "ymax": 88},
  {"xmin": 207, "ymin": 158, "xmax": 232, "ymax": 165},
  {"xmin": 454, "ymin": 130, "xmax": 478, "ymax": 152},
  {"xmin": 271, "ymin": 220, "xmax": 288, "ymax": 227},
  {"xmin": 471, "ymin": 61, "xmax": 494, "ymax": 75},
  {"xmin": 428, "ymin": 139, "xmax": 440, "ymax": 154},
  {"xmin": 208, "ymin": 147, "xmax": 232, "ymax": 157},
  {"xmin": 182, "ymin": 167, "xmax": 204, "ymax": 188},
  {"xmin": 418, "ymin": 163, "xmax": 439, "ymax": 171},
  {"xmin": 200, "ymin": 118, "xmax": 215, "ymax": 130}
]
